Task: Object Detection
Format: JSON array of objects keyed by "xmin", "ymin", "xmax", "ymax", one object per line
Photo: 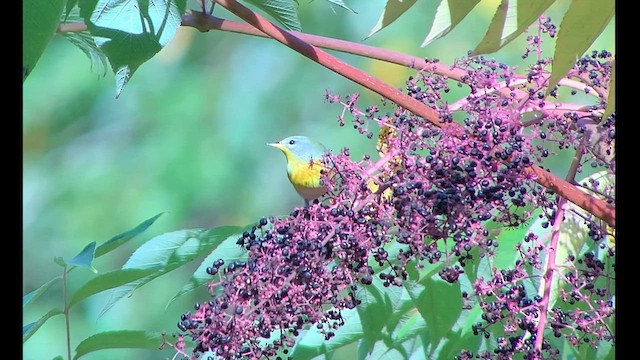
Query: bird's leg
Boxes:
[{"xmin": 198, "ymin": 0, "xmax": 215, "ymax": 14}]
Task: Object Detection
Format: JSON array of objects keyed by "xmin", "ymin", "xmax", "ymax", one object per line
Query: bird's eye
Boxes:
[{"xmin": 289, "ymin": 139, "xmax": 296, "ymax": 145}]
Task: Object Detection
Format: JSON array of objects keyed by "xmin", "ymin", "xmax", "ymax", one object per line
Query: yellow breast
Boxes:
[{"xmin": 286, "ymin": 157, "xmax": 327, "ymax": 201}]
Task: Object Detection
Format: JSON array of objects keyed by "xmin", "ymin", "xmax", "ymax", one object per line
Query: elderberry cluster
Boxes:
[{"xmin": 176, "ymin": 18, "xmax": 614, "ymax": 359}]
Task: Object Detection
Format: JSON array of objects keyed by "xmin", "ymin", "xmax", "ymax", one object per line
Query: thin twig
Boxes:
[
  {"xmin": 63, "ymin": 267, "xmax": 72, "ymax": 360},
  {"xmin": 55, "ymin": 9, "xmax": 615, "ymax": 228},
  {"xmin": 534, "ymin": 141, "xmax": 585, "ymax": 351}
]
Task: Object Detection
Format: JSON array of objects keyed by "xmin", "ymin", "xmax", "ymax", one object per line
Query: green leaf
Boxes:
[
  {"xmin": 470, "ymin": 0, "xmax": 506, "ymax": 55},
  {"xmin": 357, "ymin": 279, "xmax": 394, "ymax": 354},
  {"xmin": 512, "ymin": 0, "xmax": 555, "ymax": 43},
  {"xmin": 437, "ymin": 326, "xmax": 482, "ymax": 358},
  {"xmin": 23, "ymin": 0, "xmax": 66, "ymax": 81},
  {"xmin": 473, "ymin": 0, "xmax": 554, "ymax": 55},
  {"xmin": 69, "ymin": 241, "xmax": 97, "ymax": 272},
  {"xmin": 78, "ymin": 0, "xmax": 187, "ymax": 97},
  {"xmin": 365, "ymin": 0, "xmax": 417, "ymax": 40},
  {"xmin": 61, "ymin": 31, "xmax": 110, "ymax": 76},
  {"xmin": 167, "ymin": 231, "xmax": 245, "ymax": 307},
  {"xmin": 595, "ymin": 335, "xmax": 614, "ymax": 360},
  {"xmin": 60, "ymin": 3, "xmax": 109, "ymax": 76},
  {"xmin": 54, "ymin": 256, "xmax": 67, "ymax": 267},
  {"xmin": 69, "ymin": 268, "xmax": 158, "ymax": 308},
  {"xmin": 367, "ymin": 343, "xmax": 405, "ymax": 360},
  {"xmin": 23, "ymin": 308, "xmax": 65, "ymax": 343},
  {"xmin": 547, "ymin": 0, "xmax": 614, "ymax": 95},
  {"xmin": 23, "ymin": 276, "xmax": 62, "ymax": 308},
  {"xmin": 324, "ymin": 0, "xmax": 356, "ymax": 13},
  {"xmin": 491, "ymin": 209, "xmax": 541, "ymax": 270},
  {"xmin": 292, "ymin": 280, "xmax": 410, "ymax": 358},
  {"xmin": 392, "ymin": 310, "xmax": 427, "ymax": 343},
  {"xmin": 73, "ymin": 330, "xmax": 164, "ymax": 359},
  {"xmin": 65, "ymin": 0, "xmax": 79, "ymax": 19},
  {"xmin": 291, "ymin": 307, "xmax": 362, "ymax": 358},
  {"xmin": 244, "ymin": 0, "xmax": 301, "ymax": 32},
  {"xmin": 95, "ymin": 213, "xmax": 163, "ymax": 258},
  {"xmin": 52, "ymin": 356, "xmax": 65, "ymax": 360},
  {"xmin": 408, "ymin": 275, "xmax": 462, "ymax": 351},
  {"xmin": 378, "ymin": 278, "xmax": 420, "ymax": 331},
  {"xmin": 99, "ymin": 226, "xmax": 242, "ymax": 317},
  {"xmin": 434, "ymin": 282, "xmax": 483, "ymax": 358},
  {"xmin": 422, "ymin": 0, "xmax": 481, "ymax": 47},
  {"xmin": 292, "ymin": 265, "xmax": 440, "ymax": 359},
  {"xmin": 602, "ymin": 58, "xmax": 615, "ymax": 121}
]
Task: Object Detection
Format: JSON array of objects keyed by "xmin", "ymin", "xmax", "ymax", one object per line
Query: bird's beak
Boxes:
[{"xmin": 267, "ymin": 141, "xmax": 284, "ymax": 150}]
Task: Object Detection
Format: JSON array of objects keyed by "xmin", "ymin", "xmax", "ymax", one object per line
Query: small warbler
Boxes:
[{"xmin": 268, "ymin": 136, "xmax": 329, "ymax": 206}]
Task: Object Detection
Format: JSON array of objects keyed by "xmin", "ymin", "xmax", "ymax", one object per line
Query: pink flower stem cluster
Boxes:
[
  {"xmin": 177, "ymin": 42, "xmax": 614, "ymax": 356},
  {"xmin": 174, "ymin": 3, "xmax": 614, "ymax": 359},
  {"xmin": 210, "ymin": 0, "xmax": 613, "ymax": 228}
]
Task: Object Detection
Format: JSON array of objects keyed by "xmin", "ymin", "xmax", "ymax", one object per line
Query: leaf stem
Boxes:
[{"xmin": 63, "ymin": 266, "xmax": 72, "ymax": 360}]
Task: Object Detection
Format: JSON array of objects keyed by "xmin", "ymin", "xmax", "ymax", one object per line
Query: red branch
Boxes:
[
  {"xmin": 56, "ymin": 8, "xmax": 616, "ymax": 228},
  {"xmin": 211, "ymin": 0, "xmax": 615, "ymax": 228},
  {"xmin": 212, "ymin": 0, "xmax": 445, "ymax": 128}
]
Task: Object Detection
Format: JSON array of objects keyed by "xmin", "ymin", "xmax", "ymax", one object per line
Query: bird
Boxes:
[{"xmin": 268, "ymin": 136, "xmax": 329, "ymax": 206}]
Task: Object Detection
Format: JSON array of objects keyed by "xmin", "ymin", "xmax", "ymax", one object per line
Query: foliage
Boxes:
[{"xmin": 23, "ymin": 0, "xmax": 615, "ymax": 359}]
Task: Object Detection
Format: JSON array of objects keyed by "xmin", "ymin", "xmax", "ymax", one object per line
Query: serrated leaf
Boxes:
[
  {"xmin": 65, "ymin": 0, "xmax": 79, "ymax": 20},
  {"xmin": 408, "ymin": 275, "xmax": 462, "ymax": 350},
  {"xmin": 595, "ymin": 337, "xmax": 614, "ymax": 360},
  {"xmin": 78, "ymin": 0, "xmax": 187, "ymax": 97},
  {"xmin": 69, "ymin": 241, "xmax": 97, "ymax": 272},
  {"xmin": 357, "ymin": 278, "xmax": 394, "ymax": 353},
  {"xmin": 95, "ymin": 213, "xmax": 163, "ymax": 258},
  {"xmin": 473, "ymin": 0, "xmax": 554, "ymax": 55},
  {"xmin": 437, "ymin": 326, "xmax": 482, "ymax": 358},
  {"xmin": 99, "ymin": 226, "xmax": 242, "ymax": 317},
  {"xmin": 433, "ymin": 275, "xmax": 483, "ymax": 358},
  {"xmin": 325, "ymin": 0, "xmax": 355, "ymax": 13},
  {"xmin": 23, "ymin": 276, "xmax": 62, "ymax": 308},
  {"xmin": 23, "ymin": 0, "xmax": 66, "ymax": 81},
  {"xmin": 365, "ymin": 0, "xmax": 417, "ymax": 40},
  {"xmin": 291, "ymin": 307, "xmax": 361, "ymax": 358},
  {"xmin": 69, "ymin": 268, "xmax": 158, "ymax": 308},
  {"xmin": 422, "ymin": 0, "xmax": 481, "ymax": 47},
  {"xmin": 512, "ymin": 0, "xmax": 555, "ymax": 43},
  {"xmin": 547, "ymin": 0, "xmax": 614, "ymax": 95},
  {"xmin": 367, "ymin": 343, "xmax": 404, "ymax": 360},
  {"xmin": 73, "ymin": 330, "xmax": 164, "ymax": 359},
  {"xmin": 491, "ymin": 209, "xmax": 542, "ymax": 270},
  {"xmin": 602, "ymin": 58, "xmax": 615, "ymax": 121},
  {"xmin": 471, "ymin": 0, "xmax": 506, "ymax": 55},
  {"xmin": 244, "ymin": 0, "xmax": 301, "ymax": 31},
  {"xmin": 392, "ymin": 310, "xmax": 427, "ymax": 342},
  {"xmin": 289, "ymin": 276, "xmax": 419, "ymax": 359},
  {"xmin": 23, "ymin": 308, "xmax": 65, "ymax": 343},
  {"xmin": 60, "ymin": 3, "xmax": 109, "ymax": 76},
  {"xmin": 167, "ymin": 231, "xmax": 245, "ymax": 307},
  {"xmin": 61, "ymin": 31, "xmax": 109, "ymax": 76},
  {"xmin": 377, "ymin": 277, "xmax": 417, "ymax": 327}
]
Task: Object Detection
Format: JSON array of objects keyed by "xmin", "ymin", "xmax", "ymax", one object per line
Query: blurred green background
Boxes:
[{"xmin": 23, "ymin": 1, "xmax": 614, "ymax": 359}]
